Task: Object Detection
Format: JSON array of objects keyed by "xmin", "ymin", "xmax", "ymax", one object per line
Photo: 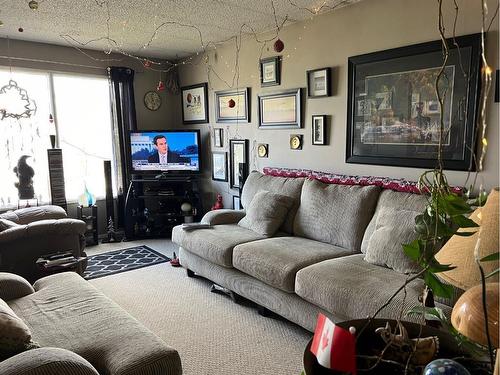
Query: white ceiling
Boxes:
[{"xmin": 0, "ymin": 0, "xmax": 362, "ymax": 60}]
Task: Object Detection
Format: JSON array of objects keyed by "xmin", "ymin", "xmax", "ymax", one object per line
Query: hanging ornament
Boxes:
[
  {"xmin": 28, "ymin": 1, "xmax": 39, "ymax": 10},
  {"xmin": 156, "ymin": 80, "xmax": 165, "ymax": 92},
  {"xmin": 274, "ymin": 38, "xmax": 284, "ymax": 53},
  {"xmin": 143, "ymin": 60, "xmax": 151, "ymax": 68},
  {"xmin": 0, "ymin": 80, "xmax": 37, "ymax": 120},
  {"xmin": 228, "ymin": 99, "xmax": 236, "ymax": 108}
]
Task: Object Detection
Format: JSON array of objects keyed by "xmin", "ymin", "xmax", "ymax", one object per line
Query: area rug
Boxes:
[{"xmin": 83, "ymin": 245, "xmax": 170, "ymax": 280}]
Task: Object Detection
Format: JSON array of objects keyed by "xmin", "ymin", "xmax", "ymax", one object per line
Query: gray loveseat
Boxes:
[
  {"xmin": 0, "ymin": 272, "xmax": 182, "ymax": 375},
  {"xmin": 172, "ymin": 170, "xmax": 454, "ymax": 332}
]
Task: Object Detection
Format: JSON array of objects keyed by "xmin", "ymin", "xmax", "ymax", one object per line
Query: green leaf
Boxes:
[
  {"xmin": 470, "ymin": 191, "xmax": 488, "ymax": 207},
  {"xmin": 451, "ymin": 215, "xmax": 479, "ymax": 229},
  {"xmin": 438, "ymin": 194, "xmax": 473, "ymax": 216},
  {"xmin": 453, "ymin": 231, "xmax": 476, "ymax": 237},
  {"xmin": 403, "ymin": 240, "xmax": 421, "ymax": 261},
  {"xmin": 414, "ymin": 214, "xmax": 429, "ymax": 235},
  {"xmin": 481, "ymin": 252, "xmax": 499, "ymax": 262},
  {"xmin": 424, "ymin": 271, "xmax": 453, "ymax": 299},
  {"xmin": 407, "ymin": 306, "xmax": 447, "ymax": 322},
  {"xmin": 427, "ymin": 257, "xmax": 456, "ymax": 273},
  {"xmin": 485, "ymin": 269, "xmax": 499, "ymax": 279}
]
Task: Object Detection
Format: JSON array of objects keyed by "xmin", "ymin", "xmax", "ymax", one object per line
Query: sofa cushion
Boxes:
[
  {"xmin": 0, "ymin": 219, "xmax": 18, "ymax": 232},
  {"xmin": 361, "ymin": 189, "xmax": 428, "ymax": 253},
  {"xmin": 233, "ymin": 237, "xmax": 351, "ymax": 293},
  {"xmin": 364, "ymin": 207, "xmax": 421, "ymax": 274},
  {"xmin": 238, "ymin": 191, "xmax": 294, "ymax": 237},
  {"xmin": 293, "ymin": 179, "xmax": 380, "ymax": 251},
  {"xmin": 172, "ymin": 224, "xmax": 265, "ymax": 267},
  {"xmin": 9, "ymin": 272, "xmax": 181, "ymax": 375},
  {"xmin": 295, "ymin": 254, "xmax": 425, "ymax": 320},
  {"xmin": 240, "ymin": 171, "xmax": 305, "ymax": 234},
  {"xmin": 0, "ymin": 298, "xmax": 38, "ymax": 359}
]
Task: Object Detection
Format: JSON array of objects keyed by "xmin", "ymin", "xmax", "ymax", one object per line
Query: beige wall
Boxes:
[
  {"xmin": 0, "ymin": 38, "xmax": 177, "ymax": 130},
  {"xmin": 177, "ymin": 0, "xmax": 500, "ymax": 208}
]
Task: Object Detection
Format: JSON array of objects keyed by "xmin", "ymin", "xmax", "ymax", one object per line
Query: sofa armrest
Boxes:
[
  {"xmin": 0, "ymin": 347, "xmax": 99, "ymax": 375},
  {"xmin": 0, "ymin": 273, "xmax": 34, "ymax": 301},
  {"xmin": 0, "ymin": 206, "xmax": 67, "ymax": 225},
  {"xmin": 0, "ymin": 219, "xmax": 86, "ymax": 243},
  {"xmin": 201, "ymin": 209, "xmax": 246, "ymax": 225}
]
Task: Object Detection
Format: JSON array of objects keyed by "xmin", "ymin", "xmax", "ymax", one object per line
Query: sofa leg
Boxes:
[
  {"xmin": 186, "ymin": 269, "xmax": 195, "ymax": 278},
  {"xmin": 257, "ymin": 305, "xmax": 272, "ymax": 317}
]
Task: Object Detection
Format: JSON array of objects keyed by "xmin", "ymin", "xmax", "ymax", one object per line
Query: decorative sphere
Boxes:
[
  {"xmin": 273, "ymin": 38, "xmax": 284, "ymax": 53},
  {"xmin": 181, "ymin": 202, "xmax": 192, "ymax": 213},
  {"xmin": 423, "ymin": 359, "xmax": 471, "ymax": 375},
  {"xmin": 228, "ymin": 99, "xmax": 236, "ymax": 108}
]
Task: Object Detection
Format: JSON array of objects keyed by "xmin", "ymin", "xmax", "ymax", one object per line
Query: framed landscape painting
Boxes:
[
  {"xmin": 258, "ymin": 89, "xmax": 301, "ymax": 129},
  {"xmin": 181, "ymin": 83, "xmax": 209, "ymax": 124},
  {"xmin": 215, "ymin": 88, "xmax": 249, "ymax": 123},
  {"xmin": 346, "ymin": 33, "xmax": 481, "ymax": 170}
]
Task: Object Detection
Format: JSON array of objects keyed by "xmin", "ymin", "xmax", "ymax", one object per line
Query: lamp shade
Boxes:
[{"xmin": 435, "ymin": 188, "xmax": 499, "ymax": 291}]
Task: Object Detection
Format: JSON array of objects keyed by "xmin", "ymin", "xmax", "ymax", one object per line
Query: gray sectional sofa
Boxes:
[{"xmin": 172, "ymin": 170, "xmax": 454, "ymax": 332}]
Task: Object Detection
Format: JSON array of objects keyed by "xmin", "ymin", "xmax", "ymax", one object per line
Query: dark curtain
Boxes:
[{"xmin": 107, "ymin": 67, "xmax": 137, "ymax": 228}]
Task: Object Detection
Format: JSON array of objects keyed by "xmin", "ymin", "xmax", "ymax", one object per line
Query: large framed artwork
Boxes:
[
  {"xmin": 258, "ymin": 88, "xmax": 302, "ymax": 129},
  {"xmin": 181, "ymin": 83, "xmax": 209, "ymax": 124},
  {"xmin": 229, "ymin": 139, "xmax": 249, "ymax": 189},
  {"xmin": 215, "ymin": 88, "xmax": 249, "ymax": 123},
  {"xmin": 346, "ymin": 33, "xmax": 481, "ymax": 170}
]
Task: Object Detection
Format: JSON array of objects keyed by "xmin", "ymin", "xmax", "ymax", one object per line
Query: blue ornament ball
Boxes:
[{"xmin": 423, "ymin": 359, "xmax": 471, "ymax": 375}]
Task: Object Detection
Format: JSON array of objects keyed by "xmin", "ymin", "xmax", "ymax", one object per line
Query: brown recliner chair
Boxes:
[{"xmin": 0, "ymin": 206, "xmax": 87, "ymax": 281}]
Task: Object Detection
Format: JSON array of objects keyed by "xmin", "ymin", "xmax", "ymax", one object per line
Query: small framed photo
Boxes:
[
  {"xmin": 214, "ymin": 128, "xmax": 223, "ymax": 148},
  {"xmin": 215, "ymin": 88, "xmax": 250, "ymax": 123},
  {"xmin": 260, "ymin": 56, "xmax": 281, "ymax": 87},
  {"xmin": 211, "ymin": 152, "xmax": 227, "ymax": 181},
  {"xmin": 307, "ymin": 67, "xmax": 331, "ymax": 98},
  {"xmin": 181, "ymin": 82, "xmax": 209, "ymax": 124},
  {"xmin": 229, "ymin": 139, "xmax": 249, "ymax": 189},
  {"xmin": 232, "ymin": 195, "xmax": 242, "ymax": 210},
  {"xmin": 312, "ymin": 115, "xmax": 327, "ymax": 145}
]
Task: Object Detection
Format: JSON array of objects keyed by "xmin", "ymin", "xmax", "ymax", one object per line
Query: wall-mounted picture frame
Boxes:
[
  {"xmin": 290, "ymin": 134, "xmax": 303, "ymax": 150},
  {"xmin": 346, "ymin": 33, "xmax": 481, "ymax": 171},
  {"xmin": 211, "ymin": 152, "xmax": 227, "ymax": 182},
  {"xmin": 181, "ymin": 82, "xmax": 209, "ymax": 124},
  {"xmin": 260, "ymin": 56, "xmax": 281, "ymax": 87},
  {"xmin": 307, "ymin": 67, "xmax": 331, "ymax": 98},
  {"xmin": 312, "ymin": 115, "xmax": 327, "ymax": 145},
  {"xmin": 258, "ymin": 88, "xmax": 302, "ymax": 129},
  {"xmin": 257, "ymin": 143, "xmax": 269, "ymax": 158},
  {"xmin": 215, "ymin": 88, "xmax": 250, "ymax": 123},
  {"xmin": 229, "ymin": 139, "xmax": 249, "ymax": 189},
  {"xmin": 214, "ymin": 128, "xmax": 223, "ymax": 148},
  {"xmin": 232, "ymin": 195, "xmax": 242, "ymax": 210}
]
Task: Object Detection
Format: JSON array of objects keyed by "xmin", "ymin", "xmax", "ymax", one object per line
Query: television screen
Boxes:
[{"xmin": 129, "ymin": 130, "xmax": 200, "ymax": 174}]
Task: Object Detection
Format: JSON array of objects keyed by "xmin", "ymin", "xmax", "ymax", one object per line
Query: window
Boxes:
[{"xmin": 0, "ymin": 68, "xmax": 115, "ymax": 209}]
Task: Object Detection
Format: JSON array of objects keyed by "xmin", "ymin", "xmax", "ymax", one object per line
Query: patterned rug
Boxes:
[{"xmin": 84, "ymin": 245, "xmax": 171, "ymax": 280}]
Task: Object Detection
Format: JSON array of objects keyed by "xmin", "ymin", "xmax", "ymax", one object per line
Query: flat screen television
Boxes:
[{"xmin": 129, "ymin": 130, "xmax": 201, "ymax": 175}]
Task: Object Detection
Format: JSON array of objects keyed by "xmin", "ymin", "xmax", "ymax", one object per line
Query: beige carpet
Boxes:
[{"xmin": 87, "ymin": 240, "xmax": 312, "ymax": 375}]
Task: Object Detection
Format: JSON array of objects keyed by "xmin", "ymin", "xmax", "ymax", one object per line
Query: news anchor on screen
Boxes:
[{"xmin": 148, "ymin": 135, "xmax": 187, "ymax": 164}]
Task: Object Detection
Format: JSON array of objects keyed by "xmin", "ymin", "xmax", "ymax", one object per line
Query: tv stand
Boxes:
[{"xmin": 124, "ymin": 175, "xmax": 202, "ymax": 240}]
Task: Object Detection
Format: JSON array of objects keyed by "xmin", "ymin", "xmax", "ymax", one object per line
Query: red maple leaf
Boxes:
[{"xmin": 321, "ymin": 329, "xmax": 329, "ymax": 350}]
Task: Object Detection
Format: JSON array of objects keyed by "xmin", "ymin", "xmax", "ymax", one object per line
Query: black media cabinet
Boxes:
[{"xmin": 124, "ymin": 176, "xmax": 202, "ymax": 240}]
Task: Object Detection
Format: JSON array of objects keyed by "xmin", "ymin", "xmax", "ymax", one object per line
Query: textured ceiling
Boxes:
[{"xmin": 0, "ymin": 0, "xmax": 362, "ymax": 60}]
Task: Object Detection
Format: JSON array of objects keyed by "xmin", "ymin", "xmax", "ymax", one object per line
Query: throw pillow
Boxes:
[
  {"xmin": 364, "ymin": 207, "xmax": 421, "ymax": 274},
  {"xmin": 0, "ymin": 219, "xmax": 18, "ymax": 232},
  {"xmin": 0, "ymin": 298, "xmax": 39, "ymax": 360},
  {"xmin": 238, "ymin": 191, "xmax": 294, "ymax": 236}
]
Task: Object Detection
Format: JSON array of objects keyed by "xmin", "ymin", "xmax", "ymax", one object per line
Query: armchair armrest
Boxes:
[
  {"xmin": 0, "ymin": 347, "xmax": 99, "ymax": 375},
  {"xmin": 0, "ymin": 206, "xmax": 67, "ymax": 225},
  {"xmin": 201, "ymin": 209, "xmax": 246, "ymax": 225},
  {"xmin": 0, "ymin": 273, "xmax": 34, "ymax": 301},
  {"xmin": 0, "ymin": 219, "xmax": 86, "ymax": 243}
]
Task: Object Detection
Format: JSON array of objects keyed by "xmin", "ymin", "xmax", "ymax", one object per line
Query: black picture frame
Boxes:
[
  {"xmin": 229, "ymin": 139, "xmax": 249, "ymax": 189},
  {"xmin": 312, "ymin": 115, "xmax": 327, "ymax": 145},
  {"xmin": 211, "ymin": 152, "xmax": 228, "ymax": 182},
  {"xmin": 346, "ymin": 33, "xmax": 481, "ymax": 171},
  {"xmin": 260, "ymin": 56, "xmax": 281, "ymax": 87},
  {"xmin": 215, "ymin": 88, "xmax": 250, "ymax": 123},
  {"xmin": 258, "ymin": 88, "xmax": 302, "ymax": 129},
  {"xmin": 181, "ymin": 82, "xmax": 209, "ymax": 124},
  {"xmin": 307, "ymin": 67, "xmax": 331, "ymax": 98},
  {"xmin": 232, "ymin": 195, "xmax": 241, "ymax": 210}
]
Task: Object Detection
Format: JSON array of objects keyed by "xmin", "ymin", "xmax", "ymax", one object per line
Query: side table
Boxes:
[
  {"xmin": 36, "ymin": 252, "xmax": 87, "ymax": 278},
  {"xmin": 77, "ymin": 205, "xmax": 98, "ymax": 246}
]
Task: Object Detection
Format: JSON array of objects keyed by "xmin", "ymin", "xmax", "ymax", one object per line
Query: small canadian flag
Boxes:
[{"xmin": 310, "ymin": 313, "xmax": 357, "ymax": 374}]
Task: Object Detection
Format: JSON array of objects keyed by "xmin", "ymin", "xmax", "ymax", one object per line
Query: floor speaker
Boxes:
[{"xmin": 47, "ymin": 149, "xmax": 67, "ymax": 211}]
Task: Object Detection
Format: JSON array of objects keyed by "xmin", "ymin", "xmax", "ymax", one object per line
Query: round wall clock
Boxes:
[
  {"xmin": 290, "ymin": 135, "xmax": 303, "ymax": 150},
  {"xmin": 258, "ymin": 143, "xmax": 268, "ymax": 158},
  {"xmin": 144, "ymin": 91, "xmax": 161, "ymax": 111}
]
